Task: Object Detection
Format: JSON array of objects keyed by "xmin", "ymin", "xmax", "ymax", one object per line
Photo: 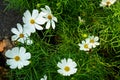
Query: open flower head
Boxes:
[
  {"xmin": 57, "ymin": 58, "xmax": 77, "ymax": 76},
  {"xmin": 41, "ymin": 5, "xmax": 57, "ymax": 29},
  {"xmin": 11, "ymin": 23, "xmax": 33, "ymax": 45},
  {"xmin": 40, "ymin": 75, "xmax": 47, "ymax": 80},
  {"xmin": 23, "ymin": 9, "xmax": 46, "ymax": 33},
  {"xmin": 5, "ymin": 47, "xmax": 31, "ymax": 69},
  {"xmin": 78, "ymin": 39, "xmax": 92, "ymax": 51},
  {"xmin": 100, "ymin": 0, "xmax": 116, "ymax": 7},
  {"xmin": 86, "ymin": 36, "xmax": 100, "ymax": 48}
]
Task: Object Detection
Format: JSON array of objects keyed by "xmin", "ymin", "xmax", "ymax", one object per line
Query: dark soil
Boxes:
[
  {"xmin": 0, "ymin": 0, "xmax": 22, "ymax": 40},
  {"xmin": 0, "ymin": 0, "xmax": 22, "ymax": 79}
]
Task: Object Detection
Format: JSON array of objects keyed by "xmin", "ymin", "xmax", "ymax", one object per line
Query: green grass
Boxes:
[{"xmin": 4, "ymin": 0, "xmax": 120, "ymax": 80}]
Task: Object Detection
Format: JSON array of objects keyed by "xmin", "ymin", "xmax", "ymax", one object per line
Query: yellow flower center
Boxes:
[
  {"xmin": 90, "ymin": 39, "xmax": 94, "ymax": 43},
  {"xmin": 106, "ymin": 1, "xmax": 111, "ymax": 6},
  {"xmin": 19, "ymin": 33, "xmax": 24, "ymax": 38},
  {"xmin": 84, "ymin": 44, "xmax": 88, "ymax": 48},
  {"xmin": 64, "ymin": 66, "xmax": 70, "ymax": 72},
  {"xmin": 30, "ymin": 19, "xmax": 35, "ymax": 24},
  {"xmin": 14, "ymin": 56, "xmax": 20, "ymax": 61},
  {"xmin": 47, "ymin": 14, "xmax": 52, "ymax": 20}
]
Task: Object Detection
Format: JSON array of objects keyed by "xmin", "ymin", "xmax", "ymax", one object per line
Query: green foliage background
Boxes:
[{"xmin": 4, "ymin": 0, "xmax": 120, "ymax": 80}]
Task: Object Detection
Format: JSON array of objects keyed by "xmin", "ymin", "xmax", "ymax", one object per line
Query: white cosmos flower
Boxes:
[
  {"xmin": 40, "ymin": 75, "xmax": 47, "ymax": 80},
  {"xmin": 23, "ymin": 9, "xmax": 46, "ymax": 33},
  {"xmin": 100, "ymin": 0, "xmax": 116, "ymax": 7},
  {"xmin": 11, "ymin": 23, "xmax": 33, "ymax": 45},
  {"xmin": 86, "ymin": 36, "xmax": 100, "ymax": 48},
  {"xmin": 78, "ymin": 39, "xmax": 92, "ymax": 51},
  {"xmin": 5, "ymin": 47, "xmax": 31, "ymax": 69},
  {"xmin": 41, "ymin": 5, "xmax": 57, "ymax": 29},
  {"xmin": 57, "ymin": 58, "xmax": 77, "ymax": 76}
]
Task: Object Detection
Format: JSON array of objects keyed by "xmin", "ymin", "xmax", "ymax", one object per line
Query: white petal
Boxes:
[
  {"xmin": 11, "ymin": 28, "xmax": 20, "ymax": 35},
  {"xmin": 23, "ymin": 10, "xmax": 31, "ymax": 20},
  {"xmin": 20, "ymin": 52, "xmax": 31, "ymax": 60},
  {"xmin": 100, "ymin": 2, "xmax": 106, "ymax": 7},
  {"xmin": 52, "ymin": 20, "xmax": 56, "ymax": 29},
  {"xmin": 19, "ymin": 47, "xmax": 26, "ymax": 54},
  {"xmin": 44, "ymin": 75, "xmax": 47, "ymax": 80},
  {"xmin": 25, "ymin": 52, "xmax": 31, "ymax": 59},
  {"xmin": 57, "ymin": 62, "xmax": 63, "ymax": 68},
  {"xmin": 53, "ymin": 16, "xmax": 57, "ymax": 22},
  {"xmin": 23, "ymin": 26, "xmax": 31, "ymax": 36},
  {"xmin": 67, "ymin": 59, "xmax": 77, "ymax": 68},
  {"xmin": 61, "ymin": 58, "xmax": 67, "ymax": 64},
  {"xmin": 39, "ymin": 12, "xmax": 47, "ymax": 16},
  {"xmin": 82, "ymin": 40, "xmax": 85, "ymax": 44},
  {"xmin": 32, "ymin": 9, "xmax": 39, "ymax": 19},
  {"xmin": 17, "ymin": 62, "xmax": 24, "ymax": 69},
  {"xmin": 40, "ymin": 75, "xmax": 47, "ymax": 80},
  {"xmin": 92, "ymin": 45, "xmax": 96, "ymax": 48},
  {"xmin": 78, "ymin": 43, "xmax": 82, "ymax": 47},
  {"xmin": 5, "ymin": 50, "xmax": 13, "ymax": 58},
  {"xmin": 45, "ymin": 5, "xmax": 51, "ymax": 13},
  {"xmin": 22, "ymin": 61, "xmax": 30, "ymax": 66},
  {"xmin": 35, "ymin": 24, "xmax": 43, "ymax": 30},
  {"xmin": 67, "ymin": 58, "xmax": 72, "ymax": 63},
  {"xmin": 35, "ymin": 17, "xmax": 46, "ymax": 25},
  {"xmin": 21, "ymin": 52, "xmax": 31, "ymax": 60},
  {"xmin": 18, "ymin": 38, "xmax": 25, "ymax": 43},
  {"xmin": 80, "ymin": 47, "xmax": 84, "ymax": 50},
  {"xmin": 111, "ymin": 0, "xmax": 116, "ymax": 4},
  {"xmin": 70, "ymin": 68, "xmax": 77, "ymax": 75},
  {"xmin": 26, "ymin": 39, "xmax": 33, "ymax": 45},
  {"xmin": 41, "ymin": 8, "xmax": 48, "ymax": 13},
  {"xmin": 6, "ymin": 59, "xmax": 14, "ymax": 65},
  {"xmin": 95, "ymin": 36, "xmax": 99, "ymax": 41},
  {"xmin": 17, "ymin": 23, "xmax": 23, "ymax": 33},
  {"xmin": 23, "ymin": 17, "xmax": 27, "ymax": 24},
  {"xmin": 57, "ymin": 69, "xmax": 64, "ymax": 75},
  {"xmin": 7, "ymin": 59, "xmax": 18, "ymax": 69},
  {"xmin": 95, "ymin": 42, "xmax": 100, "ymax": 46},
  {"xmin": 11, "ymin": 35, "xmax": 19, "ymax": 41},
  {"xmin": 24, "ymin": 24, "xmax": 36, "ymax": 33},
  {"xmin": 12, "ymin": 47, "xmax": 19, "ymax": 55},
  {"xmin": 71, "ymin": 62, "xmax": 77, "ymax": 68},
  {"xmin": 23, "ymin": 25, "xmax": 31, "ymax": 36},
  {"xmin": 10, "ymin": 65, "xmax": 17, "ymax": 69},
  {"xmin": 45, "ymin": 21, "xmax": 50, "ymax": 29}
]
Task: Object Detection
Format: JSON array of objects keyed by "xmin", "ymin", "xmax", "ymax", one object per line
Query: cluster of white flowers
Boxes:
[
  {"xmin": 11, "ymin": 5, "xmax": 57, "ymax": 45},
  {"xmin": 4, "ymin": 0, "xmax": 117, "ymax": 79},
  {"xmin": 5, "ymin": 5, "xmax": 57, "ymax": 70},
  {"xmin": 78, "ymin": 36, "xmax": 100, "ymax": 51}
]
